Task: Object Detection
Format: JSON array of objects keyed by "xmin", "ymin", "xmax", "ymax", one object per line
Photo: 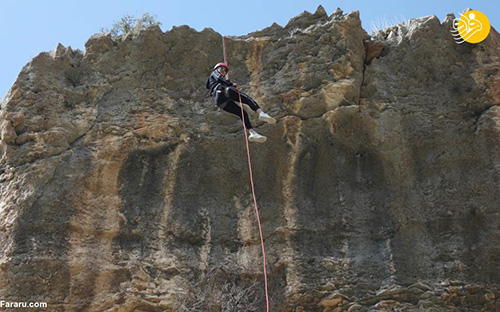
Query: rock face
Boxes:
[{"xmin": 1, "ymin": 6, "xmax": 500, "ymax": 311}]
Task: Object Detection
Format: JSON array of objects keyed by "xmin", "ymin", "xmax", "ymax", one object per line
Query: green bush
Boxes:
[{"xmin": 101, "ymin": 13, "xmax": 162, "ymax": 40}]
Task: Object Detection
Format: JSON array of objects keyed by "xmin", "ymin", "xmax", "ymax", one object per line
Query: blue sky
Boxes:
[{"xmin": 1, "ymin": 0, "xmax": 498, "ymax": 98}]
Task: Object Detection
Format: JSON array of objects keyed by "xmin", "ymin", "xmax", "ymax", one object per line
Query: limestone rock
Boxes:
[
  {"xmin": 1, "ymin": 6, "xmax": 500, "ymax": 312},
  {"xmin": 364, "ymin": 40, "xmax": 386, "ymax": 64}
]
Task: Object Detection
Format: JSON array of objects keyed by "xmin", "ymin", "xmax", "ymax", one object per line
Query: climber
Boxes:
[{"xmin": 206, "ymin": 62, "xmax": 276, "ymax": 143}]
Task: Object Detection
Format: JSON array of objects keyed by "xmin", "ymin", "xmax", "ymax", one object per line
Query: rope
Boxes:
[
  {"xmin": 223, "ymin": 36, "xmax": 270, "ymax": 312},
  {"xmin": 223, "ymin": 36, "xmax": 229, "ymax": 79}
]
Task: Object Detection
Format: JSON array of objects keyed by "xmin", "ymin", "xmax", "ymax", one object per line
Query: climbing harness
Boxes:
[{"xmin": 222, "ymin": 35, "xmax": 270, "ymax": 312}]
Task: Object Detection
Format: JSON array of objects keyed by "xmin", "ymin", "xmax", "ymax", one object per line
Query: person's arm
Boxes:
[{"xmin": 214, "ymin": 71, "xmax": 235, "ymax": 87}]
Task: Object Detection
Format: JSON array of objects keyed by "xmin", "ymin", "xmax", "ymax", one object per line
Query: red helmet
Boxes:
[{"xmin": 214, "ymin": 62, "xmax": 229, "ymax": 71}]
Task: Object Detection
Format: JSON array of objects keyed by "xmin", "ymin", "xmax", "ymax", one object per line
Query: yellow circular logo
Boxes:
[{"xmin": 452, "ymin": 10, "xmax": 491, "ymax": 44}]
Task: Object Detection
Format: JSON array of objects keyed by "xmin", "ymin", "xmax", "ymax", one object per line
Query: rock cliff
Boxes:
[{"xmin": 1, "ymin": 5, "xmax": 500, "ymax": 311}]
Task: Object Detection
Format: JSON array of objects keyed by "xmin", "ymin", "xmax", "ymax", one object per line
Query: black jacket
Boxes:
[{"xmin": 206, "ymin": 70, "xmax": 233, "ymax": 96}]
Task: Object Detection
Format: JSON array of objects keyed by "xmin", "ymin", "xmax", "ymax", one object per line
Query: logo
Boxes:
[{"xmin": 451, "ymin": 10, "xmax": 491, "ymax": 44}]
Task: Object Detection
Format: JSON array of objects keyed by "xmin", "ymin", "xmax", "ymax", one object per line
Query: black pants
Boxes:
[
  {"xmin": 222, "ymin": 101, "xmax": 253, "ymax": 129},
  {"xmin": 214, "ymin": 86, "xmax": 261, "ymax": 130}
]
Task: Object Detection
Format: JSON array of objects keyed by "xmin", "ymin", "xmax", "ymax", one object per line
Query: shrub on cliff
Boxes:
[{"xmin": 101, "ymin": 13, "xmax": 162, "ymax": 41}]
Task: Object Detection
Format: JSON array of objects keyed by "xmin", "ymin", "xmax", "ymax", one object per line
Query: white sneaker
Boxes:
[
  {"xmin": 249, "ymin": 131, "xmax": 267, "ymax": 143},
  {"xmin": 258, "ymin": 111, "xmax": 276, "ymax": 124}
]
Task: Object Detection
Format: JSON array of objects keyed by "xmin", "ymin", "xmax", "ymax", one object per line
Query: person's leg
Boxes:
[
  {"xmin": 222, "ymin": 101, "xmax": 253, "ymax": 130},
  {"xmin": 214, "ymin": 89, "xmax": 228, "ymax": 106},
  {"xmin": 222, "ymin": 101, "xmax": 267, "ymax": 143},
  {"xmin": 225, "ymin": 87, "xmax": 261, "ymax": 111},
  {"xmin": 224, "ymin": 86, "xmax": 276, "ymax": 124}
]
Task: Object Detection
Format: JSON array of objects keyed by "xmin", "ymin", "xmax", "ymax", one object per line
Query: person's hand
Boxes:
[{"xmin": 232, "ymin": 82, "xmax": 238, "ymax": 88}]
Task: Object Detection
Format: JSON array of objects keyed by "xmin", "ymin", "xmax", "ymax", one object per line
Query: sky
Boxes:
[{"xmin": 1, "ymin": 0, "xmax": 499, "ymax": 98}]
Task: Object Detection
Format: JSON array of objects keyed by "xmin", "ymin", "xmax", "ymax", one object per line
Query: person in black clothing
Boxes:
[{"xmin": 206, "ymin": 62, "xmax": 275, "ymax": 143}]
